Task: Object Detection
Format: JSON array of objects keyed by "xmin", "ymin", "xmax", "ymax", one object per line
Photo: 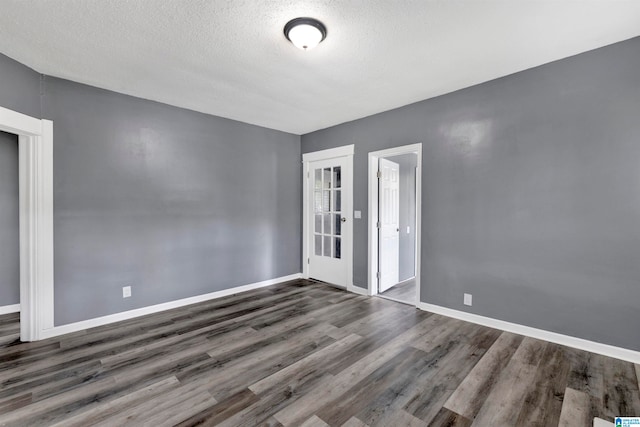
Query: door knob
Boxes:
[{"xmin": 341, "ymin": 217, "xmax": 347, "ymax": 223}]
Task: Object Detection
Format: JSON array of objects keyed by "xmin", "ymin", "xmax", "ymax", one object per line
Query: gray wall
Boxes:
[
  {"xmin": 0, "ymin": 131, "xmax": 20, "ymax": 306},
  {"xmin": 386, "ymin": 154, "xmax": 417, "ymax": 282},
  {"xmin": 0, "ymin": 52, "xmax": 41, "ymax": 308},
  {"xmin": 40, "ymin": 77, "xmax": 301, "ymax": 325},
  {"xmin": 0, "ymin": 53, "xmax": 41, "ymax": 118},
  {"xmin": 302, "ymin": 36, "xmax": 640, "ymax": 350},
  {"xmin": 0, "ymin": 51, "xmax": 302, "ymax": 327}
]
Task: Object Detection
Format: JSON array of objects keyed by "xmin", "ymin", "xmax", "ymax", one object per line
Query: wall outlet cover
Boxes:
[
  {"xmin": 464, "ymin": 293, "xmax": 472, "ymax": 306},
  {"xmin": 354, "ymin": 210, "xmax": 361, "ymax": 219},
  {"xmin": 123, "ymin": 286, "xmax": 132, "ymax": 298}
]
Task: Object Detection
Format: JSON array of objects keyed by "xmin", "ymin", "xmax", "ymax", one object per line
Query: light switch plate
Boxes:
[
  {"xmin": 123, "ymin": 286, "xmax": 132, "ymax": 298},
  {"xmin": 354, "ymin": 210, "xmax": 361, "ymax": 219}
]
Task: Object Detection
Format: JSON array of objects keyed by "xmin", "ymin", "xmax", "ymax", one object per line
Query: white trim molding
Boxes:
[
  {"xmin": 368, "ymin": 143, "xmax": 422, "ymax": 307},
  {"xmin": 40, "ymin": 273, "xmax": 302, "ymax": 339},
  {"xmin": 302, "ymin": 144, "xmax": 354, "ymax": 162},
  {"xmin": 418, "ymin": 302, "xmax": 640, "ymax": 364},
  {"xmin": 0, "ymin": 304, "xmax": 20, "ymax": 315},
  {"xmin": 0, "ymin": 106, "xmax": 54, "ymax": 342},
  {"xmin": 348, "ymin": 286, "xmax": 369, "ymax": 296},
  {"xmin": 0, "ymin": 106, "xmax": 43, "ymax": 136}
]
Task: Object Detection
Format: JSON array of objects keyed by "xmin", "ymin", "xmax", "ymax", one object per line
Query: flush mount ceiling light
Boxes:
[{"xmin": 284, "ymin": 17, "xmax": 327, "ymax": 50}]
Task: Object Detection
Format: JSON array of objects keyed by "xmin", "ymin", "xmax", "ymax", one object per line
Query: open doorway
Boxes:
[
  {"xmin": 0, "ymin": 105, "xmax": 54, "ymax": 342},
  {"xmin": 378, "ymin": 153, "xmax": 417, "ymax": 303},
  {"xmin": 0, "ymin": 131, "xmax": 20, "ymax": 318},
  {"xmin": 368, "ymin": 143, "xmax": 422, "ymax": 306}
]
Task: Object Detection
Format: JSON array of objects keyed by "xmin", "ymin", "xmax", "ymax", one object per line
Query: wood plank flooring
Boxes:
[{"xmin": 0, "ymin": 279, "xmax": 638, "ymax": 426}]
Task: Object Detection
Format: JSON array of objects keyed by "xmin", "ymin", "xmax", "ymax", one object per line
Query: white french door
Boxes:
[
  {"xmin": 378, "ymin": 158, "xmax": 400, "ymax": 292},
  {"xmin": 303, "ymin": 146, "xmax": 353, "ymax": 289}
]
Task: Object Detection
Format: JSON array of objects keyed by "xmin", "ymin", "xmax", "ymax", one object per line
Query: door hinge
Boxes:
[
  {"xmin": 376, "ymin": 271, "xmax": 381, "ymax": 279},
  {"xmin": 376, "ymin": 221, "xmax": 381, "ymax": 229},
  {"xmin": 377, "ymin": 170, "xmax": 382, "ymax": 179},
  {"xmin": 307, "ymin": 258, "xmax": 310, "ymax": 264},
  {"xmin": 307, "ymin": 171, "xmax": 310, "ymax": 178}
]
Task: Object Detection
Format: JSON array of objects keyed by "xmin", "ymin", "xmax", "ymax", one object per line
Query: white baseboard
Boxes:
[
  {"xmin": 0, "ymin": 304, "xmax": 20, "ymax": 315},
  {"xmin": 418, "ymin": 302, "xmax": 640, "ymax": 364},
  {"xmin": 40, "ymin": 273, "xmax": 302, "ymax": 340},
  {"xmin": 347, "ymin": 285, "xmax": 369, "ymax": 296}
]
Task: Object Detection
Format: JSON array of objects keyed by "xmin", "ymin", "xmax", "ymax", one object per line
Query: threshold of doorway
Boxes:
[{"xmin": 376, "ymin": 294, "xmax": 415, "ymax": 306}]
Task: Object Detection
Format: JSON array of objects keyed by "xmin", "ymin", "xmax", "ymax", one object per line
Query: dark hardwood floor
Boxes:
[{"xmin": 0, "ymin": 279, "xmax": 638, "ymax": 426}]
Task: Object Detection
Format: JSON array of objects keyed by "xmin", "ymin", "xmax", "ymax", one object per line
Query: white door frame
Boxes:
[
  {"xmin": 368, "ymin": 143, "xmax": 422, "ymax": 305},
  {"xmin": 302, "ymin": 145, "xmax": 354, "ymax": 292},
  {"xmin": 0, "ymin": 105, "xmax": 54, "ymax": 341}
]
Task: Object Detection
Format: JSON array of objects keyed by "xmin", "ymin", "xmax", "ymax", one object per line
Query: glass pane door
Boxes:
[{"xmin": 306, "ymin": 151, "xmax": 351, "ymax": 288}]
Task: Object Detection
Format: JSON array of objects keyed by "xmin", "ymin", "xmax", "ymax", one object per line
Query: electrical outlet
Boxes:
[
  {"xmin": 464, "ymin": 293, "xmax": 472, "ymax": 306},
  {"xmin": 123, "ymin": 286, "xmax": 132, "ymax": 298}
]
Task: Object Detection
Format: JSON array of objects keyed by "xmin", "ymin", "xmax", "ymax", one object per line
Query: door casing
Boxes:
[{"xmin": 0, "ymin": 105, "xmax": 54, "ymax": 341}]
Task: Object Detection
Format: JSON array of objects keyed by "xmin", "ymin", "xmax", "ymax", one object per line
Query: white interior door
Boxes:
[
  {"xmin": 379, "ymin": 158, "xmax": 399, "ymax": 292},
  {"xmin": 308, "ymin": 156, "xmax": 351, "ymax": 287}
]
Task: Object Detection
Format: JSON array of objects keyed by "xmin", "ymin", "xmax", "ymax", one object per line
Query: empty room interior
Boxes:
[{"xmin": 1, "ymin": 1, "xmax": 640, "ymax": 426}]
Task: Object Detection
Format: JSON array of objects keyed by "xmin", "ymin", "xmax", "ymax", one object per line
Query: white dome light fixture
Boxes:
[{"xmin": 284, "ymin": 17, "xmax": 327, "ymax": 50}]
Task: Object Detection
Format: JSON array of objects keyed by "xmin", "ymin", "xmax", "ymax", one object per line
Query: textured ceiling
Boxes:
[{"xmin": 1, "ymin": 1, "xmax": 639, "ymax": 135}]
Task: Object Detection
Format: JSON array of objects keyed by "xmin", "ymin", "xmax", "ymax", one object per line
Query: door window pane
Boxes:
[
  {"xmin": 314, "ymin": 191, "xmax": 322, "ymax": 213},
  {"xmin": 315, "ymin": 235, "xmax": 322, "ymax": 256},
  {"xmin": 314, "ymin": 169, "xmax": 322, "ymax": 189},
  {"xmin": 334, "ymin": 214, "xmax": 342, "ymax": 236},
  {"xmin": 333, "ymin": 167, "xmax": 341, "ymax": 188},
  {"xmin": 334, "ymin": 190, "xmax": 341, "ymax": 212},
  {"xmin": 323, "ymin": 236, "xmax": 332, "ymax": 257},
  {"xmin": 323, "ymin": 190, "xmax": 331, "ymax": 212},
  {"xmin": 314, "ymin": 214, "xmax": 322, "ymax": 233},
  {"xmin": 323, "ymin": 168, "xmax": 332, "ymax": 189},
  {"xmin": 323, "ymin": 213, "xmax": 332, "ymax": 235},
  {"xmin": 334, "ymin": 237, "xmax": 341, "ymax": 259}
]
